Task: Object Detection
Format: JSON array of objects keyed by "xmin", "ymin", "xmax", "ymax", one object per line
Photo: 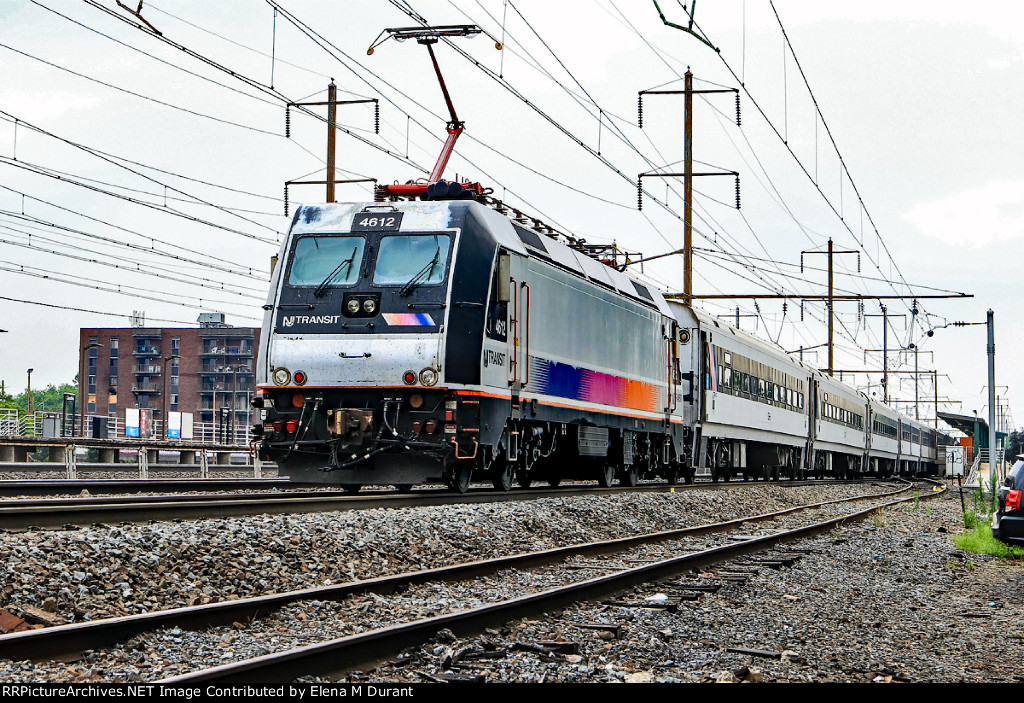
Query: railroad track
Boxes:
[
  {"xmin": 0, "ymin": 479, "xmax": 942, "ymax": 682},
  {"xmin": 0, "ymin": 479, "xmax": 873, "ymax": 530},
  {"xmin": 0, "ymin": 478, "xmax": 293, "ymax": 498}
]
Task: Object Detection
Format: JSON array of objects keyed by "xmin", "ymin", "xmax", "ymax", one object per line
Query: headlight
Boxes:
[
  {"xmin": 273, "ymin": 368, "xmax": 291, "ymax": 385},
  {"xmin": 419, "ymin": 367, "xmax": 438, "ymax": 386},
  {"xmin": 346, "ymin": 298, "xmax": 361, "ymax": 314},
  {"xmin": 362, "ymin": 298, "xmax": 377, "ymax": 314}
]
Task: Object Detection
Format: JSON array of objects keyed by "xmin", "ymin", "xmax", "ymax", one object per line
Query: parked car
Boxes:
[{"xmin": 992, "ymin": 457, "xmax": 1024, "ymax": 545}]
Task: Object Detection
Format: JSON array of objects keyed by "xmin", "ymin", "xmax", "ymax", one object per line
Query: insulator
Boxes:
[
  {"xmin": 735, "ymin": 92, "xmax": 741, "ymax": 126},
  {"xmin": 285, "ymin": 104, "xmax": 291, "ymax": 138},
  {"xmin": 284, "ymin": 184, "xmax": 289, "ymax": 216},
  {"xmin": 734, "ymin": 175, "xmax": 741, "ymax": 209},
  {"xmin": 638, "ymin": 94, "xmax": 643, "ymax": 128},
  {"xmin": 782, "ymin": 301, "xmax": 788, "ymax": 315},
  {"xmin": 800, "ymin": 301, "xmax": 805, "ymax": 321},
  {"xmin": 374, "ymin": 102, "xmax": 380, "ymax": 134},
  {"xmin": 637, "ymin": 180, "xmax": 643, "ymax": 211}
]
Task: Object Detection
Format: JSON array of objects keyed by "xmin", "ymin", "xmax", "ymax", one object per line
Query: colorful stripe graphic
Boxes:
[
  {"xmin": 707, "ymin": 341, "xmax": 718, "ymax": 391},
  {"xmin": 382, "ymin": 313, "xmax": 435, "ymax": 326},
  {"xmin": 528, "ymin": 357, "xmax": 662, "ymax": 413}
]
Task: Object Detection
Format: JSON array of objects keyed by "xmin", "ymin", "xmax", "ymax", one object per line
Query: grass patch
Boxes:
[{"xmin": 955, "ymin": 522, "xmax": 1024, "ymax": 559}]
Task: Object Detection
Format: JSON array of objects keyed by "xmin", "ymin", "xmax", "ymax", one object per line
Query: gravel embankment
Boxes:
[
  {"xmin": 4, "ymin": 483, "xmax": 1018, "ymax": 683},
  {"xmin": 351, "ymin": 489, "xmax": 1024, "ymax": 683}
]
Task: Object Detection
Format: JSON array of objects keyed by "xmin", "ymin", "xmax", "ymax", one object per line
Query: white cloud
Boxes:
[{"xmin": 904, "ymin": 179, "xmax": 1024, "ymax": 249}]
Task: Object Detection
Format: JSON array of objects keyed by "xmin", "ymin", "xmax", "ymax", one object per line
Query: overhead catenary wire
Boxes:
[
  {"xmin": 0, "ymin": 187, "xmax": 266, "ymax": 279},
  {"xmin": 0, "ymin": 111, "xmax": 281, "ymax": 242}
]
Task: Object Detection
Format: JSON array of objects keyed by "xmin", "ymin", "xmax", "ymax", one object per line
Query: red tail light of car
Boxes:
[{"xmin": 1006, "ymin": 489, "xmax": 1022, "ymax": 512}]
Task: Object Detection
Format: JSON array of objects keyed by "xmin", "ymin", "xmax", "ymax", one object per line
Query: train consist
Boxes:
[{"xmin": 252, "ymin": 196, "xmax": 943, "ymax": 492}]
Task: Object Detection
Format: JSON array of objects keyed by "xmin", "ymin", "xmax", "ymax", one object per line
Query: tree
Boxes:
[
  {"xmin": 1006, "ymin": 429, "xmax": 1024, "ymax": 462},
  {"xmin": 10, "ymin": 382, "xmax": 77, "ymax": 414}
]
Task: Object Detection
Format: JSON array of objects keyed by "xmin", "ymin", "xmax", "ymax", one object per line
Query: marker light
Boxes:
[
  {"xmin": 293, "ymin": 370, "xmax": 307, "ymax": 385},
  {"xmin": 285, "ymin": 420, "xmax": 298, "ymax": 433},
  {"xmin": 292, "ymin": 393, "xmax": 305, "ymax": 408},
  {"xmin": 403, "ymin": 371, "xmax": 416, "ymax": 385}
]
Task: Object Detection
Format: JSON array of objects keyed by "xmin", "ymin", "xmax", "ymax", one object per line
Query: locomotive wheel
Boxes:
[
  {"xmin": 597, "ymin": 463, "xmax": 615, "ymax": 488},
  {"xmin": 620, "ymin": 464, "xmax": 639, "ymax": 487},
  {"xmin": 447, "ymin": 465, "xmax": 472, "ymax": 494},
  {"xmin": 684, "ymin": 466, "xmax": 695, "ymax": 484},
  {"xmin": 546, "ymin": 477, "xmax": 561, "ymax": 487},
  {"xmin": 516, "ymin": 470, "xmax": 534, "ymax": 489},
  {"xmin": 664, "ymin": 465, "xmax": 679, "ymax": 486},
  {"xmin": 394, "ymin": 484, "xmax": 413, "ymax": 493},
  {"xmin": 342, "ymin": 484, "xmax": 361, "ymax": 495},
  {"xmin": 492, "ymin": 462, "xmax": 514, "ymax": 492}
]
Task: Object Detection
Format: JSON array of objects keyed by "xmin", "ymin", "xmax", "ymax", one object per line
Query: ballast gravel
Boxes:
[{"xmin": 0, "ymin": 482, "xmax": 1019, "ymax": 683}]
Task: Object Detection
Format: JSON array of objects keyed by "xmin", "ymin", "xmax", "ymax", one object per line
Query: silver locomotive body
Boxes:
[{"xmin": 254, "ymin": 200, "xmax": 690, "ymax": 490}]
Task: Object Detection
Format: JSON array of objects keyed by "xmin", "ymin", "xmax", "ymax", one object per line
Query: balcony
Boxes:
[
  {"xmin": 136, "ymin": 365, "xmax": 162, "ymax": 375},
  {"xmin": 134, "ymin": 345, "xmax": 161, "ymax": 357},
  {"xmin": 132, "ymin": 385, "xmax": 161, "ymax": 394},
  {"xmin": 200, "ymin": 344, "xmax": 254, "ymax": 357}
]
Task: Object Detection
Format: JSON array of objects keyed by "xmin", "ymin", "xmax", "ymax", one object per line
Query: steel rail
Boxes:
[
  {"xmin": 0, "ymin": 478, "xmax": 292, "ymax": 498},
  {"xmin": 0, "ymin": 479, "xmax": 870, "ymax": 530},
  {"xmin": 164, "ymin": 482, "xmax": 943, "ymax": 682},
  {"xmin": 0, "ymin": 481, "xmax": 929, "ymax": 665}
]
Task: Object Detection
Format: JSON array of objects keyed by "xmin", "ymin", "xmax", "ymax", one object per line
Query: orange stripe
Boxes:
[{"xmin": 257, "ymin": 385, "xmax": 672, "ymax": 422}]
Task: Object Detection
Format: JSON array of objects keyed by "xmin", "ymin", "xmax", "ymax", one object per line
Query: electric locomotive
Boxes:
[{"xmin": 253, "ymin": 197, "xmax": 688, "ymax": 492}]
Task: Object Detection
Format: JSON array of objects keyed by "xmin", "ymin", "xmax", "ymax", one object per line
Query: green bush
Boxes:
[
  {"xmin": 964, "ymin": 509, "xmax": 978, "ymax": 530},
  {"xmin": 955, "ymin": 523, "xmax": 1024, "ymax": 559}
]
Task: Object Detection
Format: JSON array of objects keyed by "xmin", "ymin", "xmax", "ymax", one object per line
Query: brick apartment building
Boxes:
[{"xmin": 78, "ymin": 314, "xmax": 260, "ymax": 436}]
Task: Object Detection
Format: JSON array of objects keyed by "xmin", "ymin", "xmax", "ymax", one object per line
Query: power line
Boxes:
[
  {"xmin": 0, "ymin": 189, "xmax": 265, "ymax": 279},
  {"xmin": 0, "ymin": 155, "xmax": 279, "ymax": 245},
  {"xmin": 0, "ymin": 294, "xmax": 197, "ymax": 325}
]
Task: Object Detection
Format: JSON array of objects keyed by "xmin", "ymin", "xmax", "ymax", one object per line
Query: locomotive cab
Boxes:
[{"xmin": 255, "ymin": 200, "xmax": 513, "ymax": 489}]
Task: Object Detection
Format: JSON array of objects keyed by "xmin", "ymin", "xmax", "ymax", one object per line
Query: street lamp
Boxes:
[
  {"xmin": 926, "ymin": 310, "xmax": 997, "ymax": 477},
  {"xmin": 78, "ymin": 342, "xmax": 103, "ymax": 437},
  {"xmin": 26, "ymin": 368, "xmax": 32, "ymax": 415},
  {"xmin": 162, "ymin": 354, "xmax": 181, "ymax": 440}
]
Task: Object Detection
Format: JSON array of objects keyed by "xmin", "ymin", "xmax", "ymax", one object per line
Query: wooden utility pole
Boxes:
[
  {"xmin": 283, "ymin": 87, "xmax": 379, "ymax": 213},
  {"xmin": 801, "ymin": 239, "xmax": 858, "ymax": 376},
  {"xmin": 326, "ymin": 81, "xmax": 337, "ymax": 203},
  {"xmin": 637, "ymin": 74, "xmax": 739, "ymax": 305},
  {"xmin": 683, "ymin": 69, "xmax": 693, "ymax": 302}
]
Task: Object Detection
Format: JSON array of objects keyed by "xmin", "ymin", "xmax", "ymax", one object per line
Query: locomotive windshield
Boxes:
[
  {"xmin": 288, "ymin": 235, "xmax": 366, "ymax": 288},
  {"xmin": 373, "ymin": 234, "xmax": 451, "ymax": 287}
]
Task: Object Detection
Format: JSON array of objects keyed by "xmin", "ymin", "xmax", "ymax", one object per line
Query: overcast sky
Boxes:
[{"xmin": 0, "ymin": 0, "xmax": 1020, "ymax": 433}]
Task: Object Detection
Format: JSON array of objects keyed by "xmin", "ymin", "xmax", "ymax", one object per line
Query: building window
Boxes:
[
  {"xmin": 87, "ymin": 336, "xmax": 98, "ymax": 394},
  {"xmin": 109, "ymin": 337, "xmax": 118, "ymax": 386}
]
